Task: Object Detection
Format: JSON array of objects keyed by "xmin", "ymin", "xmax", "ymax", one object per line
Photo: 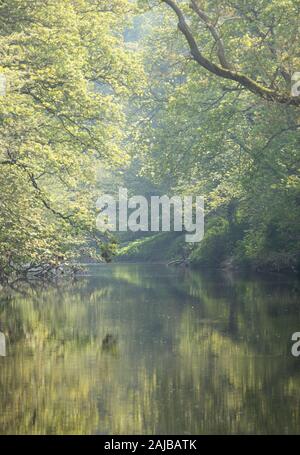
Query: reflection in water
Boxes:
[
  {"xmin": 0, "ymin": 264, "xmax": 299, "ymax": 434},
  {"xmin": 0, "ymin": 331, "xmax": 5, "ymax": 357}
]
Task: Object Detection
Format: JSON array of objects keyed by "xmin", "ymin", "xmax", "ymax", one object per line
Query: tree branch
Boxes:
[
  {"xmin": 1, "ymin": 155, "xmax": 74, "ymax": 222},
  {"xmin": 190, "ymin": 0, "xmax": 231, "ymax": 69},
  {"xmin": 162, "ymin": 0, "xmax": 300, "ymax": 106}
]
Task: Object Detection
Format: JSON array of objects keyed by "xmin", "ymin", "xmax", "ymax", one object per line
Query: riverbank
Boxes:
[{"xmin": 116, "ymin": 232, "xmax": 300, "ymax": 274}]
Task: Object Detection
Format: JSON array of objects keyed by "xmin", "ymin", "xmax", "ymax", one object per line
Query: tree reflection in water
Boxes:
[{"xmin": 0, "ymin": 264, "xmax": 299, "ymax": 434}]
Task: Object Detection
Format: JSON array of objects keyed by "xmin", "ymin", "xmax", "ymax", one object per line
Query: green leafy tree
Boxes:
[{"xmin": 0, "ymin": 0, "xmax": 143, "ymax": 280}]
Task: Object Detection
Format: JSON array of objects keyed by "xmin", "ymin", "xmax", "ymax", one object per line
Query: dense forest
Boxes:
[{"xmin": 1, "ymin": 0, "xmax": 300, "ymax": 282}]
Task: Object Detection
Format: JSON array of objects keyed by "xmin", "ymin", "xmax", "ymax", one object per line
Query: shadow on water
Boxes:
[{"xmin": 0, "ymin": 264, "xmax": 299, "ymax": 434}]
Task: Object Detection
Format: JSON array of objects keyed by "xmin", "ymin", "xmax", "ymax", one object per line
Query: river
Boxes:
[{"xmin": 0, "ymin": 264, "xmax": 299, "ymax": 434}]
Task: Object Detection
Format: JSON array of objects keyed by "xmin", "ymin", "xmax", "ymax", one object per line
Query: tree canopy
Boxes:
[
  {"xmin": 0, "ymin": 0, "xmax": 143, "ymax": 280},
  {"xmin": 0, "ymin": 0, "xmax": 299, "ymax": 279}
]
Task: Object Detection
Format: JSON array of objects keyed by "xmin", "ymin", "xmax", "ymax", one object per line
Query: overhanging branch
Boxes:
[
  {"xmin": 162, "ymin": 0, "xmax": 300, "ymax": 106},
  {"xmin": 190, "ymin": 0, "xmax": 232, "ymax": 69}
]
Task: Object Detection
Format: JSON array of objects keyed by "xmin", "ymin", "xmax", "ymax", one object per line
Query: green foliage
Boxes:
[
  {"xmin": 0, "ymin": 0, "xmax": 143, "ymax": 280},
  {"xmin": 117, "ymin": 232, "xmax": 186, "ymax": 262},
  {"xmin": 1, "ymin": 0, "xmax": 299, "ymax": 277},
  {"xmin": 190, "ymin": 218, "xmax": 231, "ymax": 267},
  {"xmin": 127, "ymin": 0, "xmax": 300, "ymax": 271}
]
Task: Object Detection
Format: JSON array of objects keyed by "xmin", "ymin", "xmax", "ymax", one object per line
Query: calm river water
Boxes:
[{"xmin": 0, "ymin": 264, "xmax": 299, "ymax": 434}]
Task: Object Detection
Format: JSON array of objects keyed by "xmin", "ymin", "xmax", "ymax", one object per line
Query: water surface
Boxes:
[{"xmin": 0, "ymin": 264, "xmax": 299, "ymax": 434}]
